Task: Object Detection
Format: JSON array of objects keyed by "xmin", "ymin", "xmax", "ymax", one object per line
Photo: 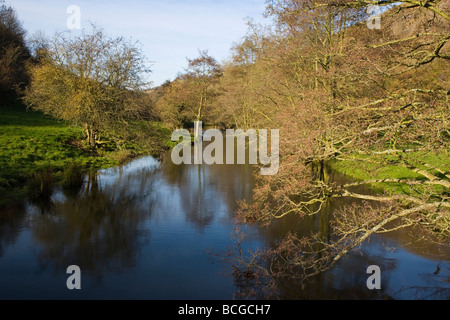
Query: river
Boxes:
[{"xmin": 0, "ymin": 145, "xmax": 448, "ymax": 299}]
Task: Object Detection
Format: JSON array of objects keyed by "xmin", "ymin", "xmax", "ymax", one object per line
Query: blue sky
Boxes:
[{"xmin": 8, "ymin": 0, "xmax": 268, "ymax": 87}]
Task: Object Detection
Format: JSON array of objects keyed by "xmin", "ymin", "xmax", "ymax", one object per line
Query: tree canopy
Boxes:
[
  {"xmin": 154, "ymin": 0, "xmax": 450, "ymax": 298},
  {"xmin": 23, "ymin": 25, "xmax": 151, "ymax": 147},
  {"xmin": 154, "ymin": 50, "xmax": 222, "ymax": 129},
  {"xmin": 0, "ymin": 5, "xmax": 31, "ymax": 103}
]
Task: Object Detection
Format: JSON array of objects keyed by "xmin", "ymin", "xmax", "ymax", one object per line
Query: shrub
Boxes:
[
  {"xmin": 61, "ymin": 161, "xmax": 85, "ymax": 190},
  {"xmin": 27, "ymin": 168, "xmax": 54, "ymax": 201}
]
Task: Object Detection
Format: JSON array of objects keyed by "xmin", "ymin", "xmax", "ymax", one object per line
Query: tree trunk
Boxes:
[{"xmin": 85, "ymin": 123, "xmax": 95, "ymax": 147}]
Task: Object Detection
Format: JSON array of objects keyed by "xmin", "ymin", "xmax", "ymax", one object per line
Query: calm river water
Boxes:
[{"xmin": 0, "ymin": 143, "xmax": 448, "ymax": 299}]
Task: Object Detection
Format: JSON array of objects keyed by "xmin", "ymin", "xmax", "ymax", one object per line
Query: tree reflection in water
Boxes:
[
  {"xmin": 0, "ymin": 151, "xmax": 446, "ymax": 299},
  {"xmin": 0, "ymin": 203, "xmax": 26, "ymax": 258},
  {"xmin": 30, "ymin": 168, "xmax": 156, "ymax": 277},
  {"xmin": 219, "ymin": 168, "xmax": 450, "ymax": 300}
]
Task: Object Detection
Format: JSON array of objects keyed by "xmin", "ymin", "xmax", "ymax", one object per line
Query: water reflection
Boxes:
[
  {"xmin": 0, "ymin": 150, "xmax": 257, "ymax": 298},
  {"xmin": 160, "ymin": 147, "xmax": 255, "ymax": 231},
  {"xmin": 30, "ymin": 171, "xmax": 153, "ymax": 276},
  {"xmin": 226, "ymin": 167, "xmax": 450, "ymax": 300},
  {"xmin": 0, "ymin": 143, "xmax": 448, "ymax": 299},
  {"xmin": 0, "ymin": 204, "xmax": 26, "ymax": 258}
]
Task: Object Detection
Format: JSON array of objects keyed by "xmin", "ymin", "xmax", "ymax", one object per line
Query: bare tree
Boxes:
[
  {"xmin": 155, "ymin": 50, "xmax": 222, "ymax": 130},
  {"xmin": 215, "ymin": 0, "xmax": 450, "ymax": 296},
  {"xmin": 185, "ymin": 50, "xmax": 222, "ymax": 121},
  {"xmin": 23, "ymin": 25, "xmax": 151, "ymax": 147}
]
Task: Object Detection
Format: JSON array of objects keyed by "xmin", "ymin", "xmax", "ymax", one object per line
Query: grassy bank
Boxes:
[
  {"xmin": 328, "ymin": 150, "xmax": 450, "ymax": 196},
  {"xmin": 0, "ymin": 103, "xmax": 172, "ymax": 206}
]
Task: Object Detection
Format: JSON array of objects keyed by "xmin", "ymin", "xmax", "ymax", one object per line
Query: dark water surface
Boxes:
[{"xmin": 0, "ymin": 149, "xmax": 448, "ymax": 299}]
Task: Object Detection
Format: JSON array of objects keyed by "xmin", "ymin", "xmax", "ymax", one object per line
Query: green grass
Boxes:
[
  {"xmin": 0, "ymin": 103, "xmax": 171, "ymax": 206},
  {"xmin": 328, "ymin": 149, "xmax": 450, "ymax": 196}
]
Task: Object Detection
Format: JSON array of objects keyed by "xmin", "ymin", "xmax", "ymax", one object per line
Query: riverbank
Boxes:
[
  {"xmin": 0, "ymin": 103, "xmax": 172, "ymax": 207},
  {"xmin": 328, "ymin": 150, "xmax": 450, "ymax": 196}
]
